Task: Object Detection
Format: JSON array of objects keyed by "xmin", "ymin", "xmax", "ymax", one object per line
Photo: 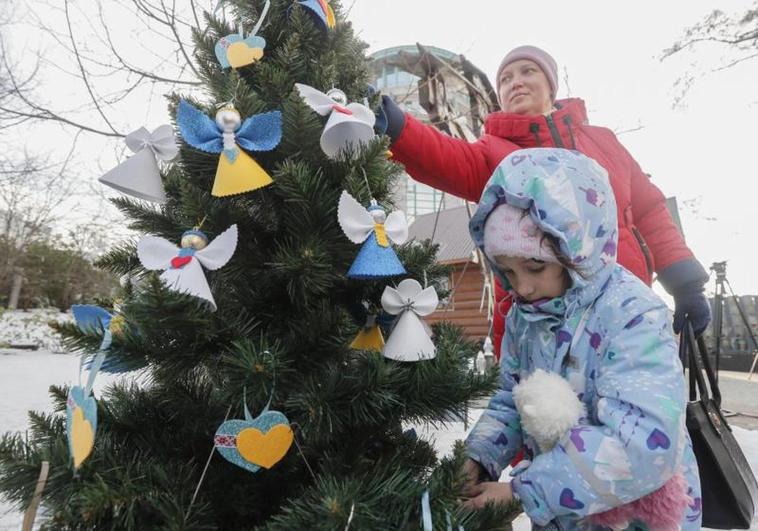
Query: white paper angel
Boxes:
[
  {"xmin": 99, "ymin": 125, "xmax": 178, "ymax": 203},
  {"xmin": 137, "ymin": 224, "xmax": 238, "ymax": 311},
  {"xmin": 337, "ymin": 190, "xmax": 408, "ymax": 278},
  {"xmin": 381, "ymin": 278, "xmax": 439, "ymax": 361},
  {"xmin": 294, "ymin": 83, "xmax": 376, "ymax": 158}
]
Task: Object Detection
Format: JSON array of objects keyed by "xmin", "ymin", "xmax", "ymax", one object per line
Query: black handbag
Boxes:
[{"xmin": 680, "ymin": 321, "xmax": 758, "ymax": 528}]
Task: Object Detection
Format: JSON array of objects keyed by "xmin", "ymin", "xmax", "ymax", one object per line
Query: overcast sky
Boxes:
[{"xmin": 5, "ymin": 0, "xmax": 757, "ymax": 300}]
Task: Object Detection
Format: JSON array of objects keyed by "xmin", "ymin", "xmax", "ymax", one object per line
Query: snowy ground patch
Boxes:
[{"xmin": 0, "ymin": 309, "xmax": 70, "ymax": 352}]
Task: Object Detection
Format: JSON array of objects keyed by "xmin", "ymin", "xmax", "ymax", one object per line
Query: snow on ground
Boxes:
[
  {"xmin": 1, "ymin": 348, "xmax": 757, "ymax": 529},
  {"xmin": 0, "ymin": 309, "xmax": 71, "ymax": 353}
]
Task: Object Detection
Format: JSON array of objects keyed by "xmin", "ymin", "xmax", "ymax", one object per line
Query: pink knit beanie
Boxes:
[
  {"xmin": 495, "ymin": 45, "xmax": 559, "ymax": 103},
  {"xmin": 483, "ymin": 203, "xmax": 558, "ymax": 263}
]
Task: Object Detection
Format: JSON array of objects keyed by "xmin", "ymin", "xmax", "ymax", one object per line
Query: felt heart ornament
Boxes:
[
  {"xmin": 226, "ymin": 40, "xmax": 264, "ymax": 68},
  {"xmin": 66, "ymin": 386, "xmax": 98, "ymax": 469},
  {"xmin": 214, "ymin": 0, "xmax": 270, "ymax": 69},
  {"xmin": 214, "ymin": 409, "xmax": 293, "ymax": 473},
  {"xmin": 236, "ymin": 424, "xmax": 294, "ymax": 468}
]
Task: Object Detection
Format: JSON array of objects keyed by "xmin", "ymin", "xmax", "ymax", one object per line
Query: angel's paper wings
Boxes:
[
  {"xmin": 194, "ymin": 224, "xmax": 238, "ymax": 270},
  {"xmin": 337, "ymin": 191, "xmax": 408, "ymax": 245},
  {"xmin": 235, "ymin": 111, "xmax": 282, "ymax": 152},
  {"xmin": 137, "ymin": 236, "xmax": 179, "ymax": 271},
  {"xmin": 295, "ymin": 83, "xmax": 375, "ymax": 125},
  {"xmin": 295, "ymin": 83, "xmax": 337, "ymax": 115},
  {"xmin": 176, "ymin": 100, "xmax": 223, "ymax": 153},
  {"xmin": 125, "ymin": 125, "xmax": 179, "ymax": 161},
  {"xmin": 381, "ymin": 279, "xmax": 439, "ymax": 317},
  {"xmin": 137, "ymin": 225, "xmax": 238, "ymax": 272}
]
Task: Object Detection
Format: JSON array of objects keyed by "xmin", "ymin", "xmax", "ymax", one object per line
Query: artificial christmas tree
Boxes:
[{"xmin": 0, "ymin": 1, "xmax": 520, "ymax": 528}]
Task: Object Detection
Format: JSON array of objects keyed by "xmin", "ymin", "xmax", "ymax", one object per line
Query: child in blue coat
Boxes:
[{"xmin": 462, "ymin": 148, "xmax": 701, "ymax": 529}]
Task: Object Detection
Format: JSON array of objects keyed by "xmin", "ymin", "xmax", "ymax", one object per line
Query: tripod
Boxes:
[{"xmin": 710, "ymin": 261, "xmax": 758, "ymax": 379}]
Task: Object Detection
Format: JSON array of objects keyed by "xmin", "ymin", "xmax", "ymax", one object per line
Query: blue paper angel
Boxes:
[
  {"xmin": 337, "ymin": 190, "xmax": 408, "ymax": 279},
  {"xmin": 176, "ymin": 100, "xmax": 281, "ymax": 197}
]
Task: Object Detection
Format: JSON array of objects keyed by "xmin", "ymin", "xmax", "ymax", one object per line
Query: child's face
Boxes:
[
  {"xmin": 493, "ymin": 255, "xmax": 569, "ymax": 302},
  {"xmin": 498, "ymin": 59, "xmax": 552, "ymax": 115}
]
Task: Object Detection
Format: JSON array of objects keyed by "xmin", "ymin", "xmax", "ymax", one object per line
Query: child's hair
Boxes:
[
  {"xmin": 514, "ymin": 209, "xmax": 585, "ymax": 279},
  {"xmin": 540, "ymin": 232, "xmax": 580, "ymax": 276}
]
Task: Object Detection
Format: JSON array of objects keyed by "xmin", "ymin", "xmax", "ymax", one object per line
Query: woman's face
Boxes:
[
  {"xmin": 493, "ymin": 255, "xmax": 569, "ymax": 302},
  {"xmin": 498, "ymin": 59, "xmax": 553, "ymax": 115}
]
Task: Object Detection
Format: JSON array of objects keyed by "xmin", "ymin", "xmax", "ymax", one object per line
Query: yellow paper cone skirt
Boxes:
[
  {"xmin": 350, "ymin": 325, "xmax": 385, "ymax": 352},
  {"xmin": 213, "ymin": 149, "xmax": 273, "ymax": 197}
]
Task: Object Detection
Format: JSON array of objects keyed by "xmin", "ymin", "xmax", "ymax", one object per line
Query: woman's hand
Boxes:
[
  {"xmin": 462, "ymin": 481, "xmax": 514, "ymax": 510},
  {"xmin": 462, "ymin": 458, "xmax": 485, "ymax": 495}
]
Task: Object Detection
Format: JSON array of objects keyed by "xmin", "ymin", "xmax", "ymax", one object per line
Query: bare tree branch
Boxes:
[
  {"xmin": 662, "ymin": 2, "xmax": 758, "ymax": 105},
  {"xmin": 64, "ymin": 0, "xmax": 121, "ymax": 136},
  {"xmin": 0, "ymin": 0, "xmax": 204, "ymax": 138}
]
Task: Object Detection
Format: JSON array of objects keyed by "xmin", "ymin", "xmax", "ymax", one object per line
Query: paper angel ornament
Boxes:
[
  {"xmin": 296, "ymin": 0, "xmax": 335, "ymax": 30},
  {"xmin": 99, "ymin": 125, "xmax": 177, "ymax": 203},
  {"xmin": 137, "ymin": 224, "xmax": 238, "ymax": 311},
  {"xmin": 337, "ymin": 190, "xmax": 407, "ymax": 279},
  {"xmin": 381, "ymin": 278, "xmax": 439, "ymax": 361},
  {"xmin": 295, "ymin": 83, "xmax": 375, "ymax": 159},
  {"xmin": 176, "ymin": 100, "xmax": 281, "ymax": 197},
  {"xmin": 215, "ymin": 0, "xmax": 270, "ymax": 69},
  {"xmin": 66, "ymin": 305, "xmax": 116, "ymax": 469},
  {"xmin": 350, "ymin": 313, "xmax": 384, "ymax": 352},
  {"xmin": 214, "ymin": 396, "xmax": 294, "ymax": 473}
]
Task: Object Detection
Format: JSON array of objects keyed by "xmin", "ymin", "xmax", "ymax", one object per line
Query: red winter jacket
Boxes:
[{"xmin": 390, "ymin": 98, "xmax": 694, "ymax": 357}]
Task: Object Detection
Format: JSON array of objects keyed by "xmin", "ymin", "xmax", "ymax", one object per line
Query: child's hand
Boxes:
[
  {"xmin": 462, "ymin": 481, "xmax": 513, "ymax": 510},
  {"xmin": 462, "ymin": 458, "xmax": 485, "ymax": 495}
]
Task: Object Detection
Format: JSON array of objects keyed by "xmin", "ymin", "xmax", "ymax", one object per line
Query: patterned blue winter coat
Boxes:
[{"xmin": 465, "ymin": 148, "xmax": 701, "ymax": 529}]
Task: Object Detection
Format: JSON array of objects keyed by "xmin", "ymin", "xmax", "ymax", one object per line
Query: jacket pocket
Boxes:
[{"xmin": 630, "ymin": 226, "xmax": 654, "ymax": 278}]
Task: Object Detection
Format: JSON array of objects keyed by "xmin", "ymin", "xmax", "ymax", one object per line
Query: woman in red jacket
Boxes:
[{"xmin": 381, "ymin": 45, "xmax": 710, "ymax": 356}]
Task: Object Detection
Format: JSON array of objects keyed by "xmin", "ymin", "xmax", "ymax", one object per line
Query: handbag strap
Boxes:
[
  {"xmin": 696, "ymin": 329, "xmax": 722, "ymax": 408},
  {"xmin": 681, "ymin": 320, "xmax": 722, "ymax": 408}
]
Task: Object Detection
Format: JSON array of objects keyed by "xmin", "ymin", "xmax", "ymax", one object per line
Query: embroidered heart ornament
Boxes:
[{"xmin": 214, "ymin": 411, "xmax": 293, "ymax": 473}]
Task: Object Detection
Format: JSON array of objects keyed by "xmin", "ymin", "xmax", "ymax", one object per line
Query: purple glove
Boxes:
[{"xmin": 657, "ymin": 259, "xmax": 711, "ymax": 336}]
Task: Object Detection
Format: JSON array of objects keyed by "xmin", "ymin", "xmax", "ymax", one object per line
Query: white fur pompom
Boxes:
[{"xmin": 513, "ymin": 369, "xmax": 585, "ymax": 453}]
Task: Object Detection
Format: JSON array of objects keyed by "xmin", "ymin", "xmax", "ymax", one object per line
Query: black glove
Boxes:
[
  {"xmin": 657, "ymin": 259, "xmax": 711, "ymax": 335},
  {"xmin": 379, "ymin": 94, "xmax": 406, "ymax": 142},
  {"xmin": 672, "ymin": 286, "xmax": 711, "ymax": 335}
]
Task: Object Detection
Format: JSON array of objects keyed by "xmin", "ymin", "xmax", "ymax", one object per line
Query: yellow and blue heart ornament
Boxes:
[
  {"xmin": 66, "ymin": 385, "xmax": 98, "ymax": 469},
  {"xmin": 214, "ymin": 399, "xmax": 293, "ymax": 473},
  {"xmin": 215, "ymin": 33, "xmax": 266, "ymax": 69},
  {"xmin": 214, "ymin": 0, "xmax": 270, "ymax": 69}
]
